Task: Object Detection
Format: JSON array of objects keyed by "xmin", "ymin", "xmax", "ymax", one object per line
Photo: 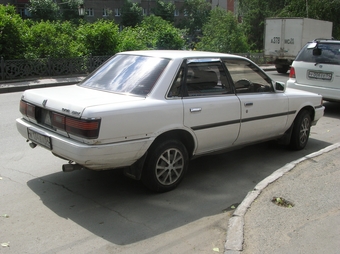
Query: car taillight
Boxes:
[
  {"xmin": 51, "ymin": 113, "xmax": 66, "ymax": 130},
  {"xmin": 20, "ymin": 100, "xmax": 36, "ymax": 119},
  {"xmin": 51, "ymin": 112, "xmax": 100, "ymax": 139},
  {"xmin": 66, "ymin": 118, "xmax": 100, "ymax": 139},
  {"xmin": 289, "ymin": 67, "xmax": 296, "ymax": 78}
]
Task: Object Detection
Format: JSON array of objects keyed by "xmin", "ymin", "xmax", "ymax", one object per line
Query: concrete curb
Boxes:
[{"xmin": 224, "ymin": 142, "xmax": 340, "ymax": 253}]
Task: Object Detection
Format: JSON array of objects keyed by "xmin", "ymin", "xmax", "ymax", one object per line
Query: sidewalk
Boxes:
[{"xmin": 225, "ymin": 143, "xmax": 340, "ymax": 254}]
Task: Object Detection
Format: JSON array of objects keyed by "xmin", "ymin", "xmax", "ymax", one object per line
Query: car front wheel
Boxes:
[
  {"xmin": 289, "ymin": 110, "xmax": 311, "ymax": 150},
  {"xmin": 142, "ymin": 140, "xmax": 188, "ymax": 192}
]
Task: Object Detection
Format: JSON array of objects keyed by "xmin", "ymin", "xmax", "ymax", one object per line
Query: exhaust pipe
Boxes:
[{"xmin": 62, "ymin": 163, "xmax": 83, "ymax": 172}]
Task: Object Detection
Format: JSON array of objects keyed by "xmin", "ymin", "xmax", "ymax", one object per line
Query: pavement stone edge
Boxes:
[{"xmin": 224, "ymin": 142, "xmax": 340, "ymax": 254}]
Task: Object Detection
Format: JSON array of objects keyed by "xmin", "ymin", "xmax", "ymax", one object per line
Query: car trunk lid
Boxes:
[{"xmin": 21, "ymin": 85, "xmax": 145, "ymax": 118}]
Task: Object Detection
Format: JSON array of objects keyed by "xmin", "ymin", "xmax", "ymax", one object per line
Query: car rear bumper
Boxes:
[
  {"xmin": 16, "ymin": 118, "xmax": 152, "ymax": 170},
  {"xmin": 287, "ymin": 80, "xmax": 340, "ymax": 102}
]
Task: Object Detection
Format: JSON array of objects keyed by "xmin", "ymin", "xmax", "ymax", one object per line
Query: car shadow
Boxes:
[
  {"xmin": 323, "ymin": 101, "xmax": 340, "ymax": 119},
  {"xmin": 27, "ymin": 138, "xmax": 331, "ymax": 245}
]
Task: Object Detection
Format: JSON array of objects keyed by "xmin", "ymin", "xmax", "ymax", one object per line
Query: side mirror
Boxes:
[{"xmin": 274, "ymin": 81, "xmax": 285, "ymax": 92}]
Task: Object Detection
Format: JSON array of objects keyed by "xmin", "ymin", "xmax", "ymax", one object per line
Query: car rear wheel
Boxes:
[
  {"xmin": 289, "ymin": 110, "xmax": 311, "ymax": 150},
  {"xmin": 142, "ymin": 140, "xmax": 188, "ymax": 192}
]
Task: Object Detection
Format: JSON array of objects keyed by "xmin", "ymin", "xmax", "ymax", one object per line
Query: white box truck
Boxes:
[{"xmin": 264, "ymin": 18, "xmax": 333, "ymax": 73}]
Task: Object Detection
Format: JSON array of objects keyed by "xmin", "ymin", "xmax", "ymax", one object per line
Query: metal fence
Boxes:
[
  {"xmin": 0, "ymin": 55, "xmax": 111, "ymax": 81},
  {"xmin": 0, "ymin": 53, "xmax": 274, "ymax": 81}
]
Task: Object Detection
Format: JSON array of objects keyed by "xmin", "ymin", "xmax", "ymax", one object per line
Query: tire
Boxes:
[
  {"xmin": 276, "ymin": 65, "xmax": 289, "ymax": 74},
  {"xmin": 289, "ymin": 110, "xmax": 311, "ymax": 150},
  {"xmin": 142, "ymin": 140, "xmax": 188, "ymax": 192}
]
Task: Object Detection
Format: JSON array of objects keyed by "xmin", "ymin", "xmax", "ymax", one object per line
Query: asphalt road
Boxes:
[{"xmin": 1, "ymin": 73, "xmax": 339, "ymax": 253}]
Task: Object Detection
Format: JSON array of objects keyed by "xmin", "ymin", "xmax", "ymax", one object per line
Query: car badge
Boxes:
[{"xmin": 42, "ymin": 99, "xmax": 48, "ymax": 107}]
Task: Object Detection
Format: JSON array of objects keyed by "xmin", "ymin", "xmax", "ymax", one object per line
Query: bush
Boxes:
[
  {"xmin": 76, "ymin": 20, "xmax": 119, "ymax": 56},
  {"xmin": 24, "ymin": 20, "xmax": 80, "ymax": 59},
  {"xmin": 118, "ymin": 15, "xmax": 184, "ymax": 51},
  {"xmin": 0, "ymin": 5, "xmax": 27, "ymax": 59}
]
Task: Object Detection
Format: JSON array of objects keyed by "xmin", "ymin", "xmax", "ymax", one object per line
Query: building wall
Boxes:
[{"xmin": 1, "ymin": 0, "xmax": 238, "ymax": 22}]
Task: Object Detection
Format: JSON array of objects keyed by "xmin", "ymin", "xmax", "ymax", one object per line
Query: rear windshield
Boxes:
[
  {"xmin": 296, "ymin": 42, "xmax": 340, "ymax": 65},
  {"xmin": 79, "ymin": 54, "xmax": 170, "ymax": 96}
]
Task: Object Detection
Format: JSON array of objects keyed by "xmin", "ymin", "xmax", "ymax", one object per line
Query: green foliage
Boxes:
[
  {"xmin": 118, "ymin": 15, "xmax": 184, "ymax": 51},
  {"xmin": 278, "ymin": 0, "xmax": 340, "ymax": 39},
  {"xmin": 28, "ymin": 0, "xmax": 62, "ymax": 21},
  {"xmin": 118, "ymin": 27, "xmax": 149, "ymax": 52},
  {"xmin": 76, "ymin": 20, "xmax": 119, "ymax": 56},
  {"xmin": 0, "ymin": 5, "xmax": 27, "ymax": 59},
  {"xmin": 60, "ymin": 0, "xmax": 82, "ymax": 22},
  {"xmin": 121, "ymin": 0, "xmax": 143, "ymax": 27},
  {"xmin": 196, "ymin": 8, "xmax": 249, "ymax": 53},
  {"xmin": 24, "ymin": 20, "xmax": 80, "ymax": 58},
  {"xmin": 178, "ymin": 0, "xmax": 211, "ymax": 44},
  {"xmin": 152, "ymin": 0, "xmax": 176, "ymax": 23}
]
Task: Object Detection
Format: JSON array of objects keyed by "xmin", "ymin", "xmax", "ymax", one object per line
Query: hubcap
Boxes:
[
  {"xmin": 299, "ymin": 117, "xmax": 310, "ymax": 145},
  {"xmin": 155, "ymin": 148, "xmax": 184, "ymax": 185}
]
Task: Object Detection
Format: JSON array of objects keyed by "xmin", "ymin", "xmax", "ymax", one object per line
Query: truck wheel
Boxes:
[
  {"xmin": 289, "ymin": 110, "xmax": 311, "ymax": 150},
  {"xmin": 276, "ymin": 65, "xmax": 290, "ymax": 74},
  {"xmin": 142, "ymin": 140, "xmax": 188, "ymax": 192}
]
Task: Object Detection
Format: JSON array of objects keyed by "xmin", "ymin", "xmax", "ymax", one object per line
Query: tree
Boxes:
[
  {"xmin": 196, "ymin": 8, "xmax": 249, "ymax": 53},
  {"xmin": 152, "ymin": 0, "xmax": 175, "ymax": 23},
  {"xmin": 177, "ymin": 0, "xmax": 211, "ymax": 47},
  {"xmin": 28, "ymin": 0, "xmax": 62, "ymax": 21},
  {"xmin": 238, "ymin": 0, "xmax": 287, "ymax": 51},
  {"xmin": 0, "ymin": 5, "xmax": 27, "ymax": 59},
  {"xmin": 60, "ymin": 0, "xmax": 82, "ymax": 22},
  {"xmin": 118, "ymin": 15, "xmax": 184, "ymax": 51},
  {"xmin": 76, "ymin": 20, "xmax": 119, "ymax": 56},
  {"xmin": 278, "ymin": 0, "xmax": 340, "ymax": 39},
  {"xmin": 121, "ymin": 0, "xmax": 143, "ymax": 27}
]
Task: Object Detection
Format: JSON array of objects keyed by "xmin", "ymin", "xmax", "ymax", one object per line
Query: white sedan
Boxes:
[{"xmin": 16, "ymin": 50, "xmax": 324, "ymax": 192}]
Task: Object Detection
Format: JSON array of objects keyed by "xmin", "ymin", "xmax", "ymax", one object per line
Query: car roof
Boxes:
[
  {"xmin": 312, "ymin": 39, "xmax": 340, "ymax": 44},
  {"xmin": 117, "ymin": 50, "xmax": 244, "ymax": 60}
]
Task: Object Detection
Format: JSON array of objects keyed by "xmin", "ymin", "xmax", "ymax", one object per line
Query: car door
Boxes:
[
  {"xmin": 177, "ymin": 59, "xmax": 241, "ymax": 154},
  {"xmin": 223, "ymin": 58, "xmax": 289, "ymax": 145}
]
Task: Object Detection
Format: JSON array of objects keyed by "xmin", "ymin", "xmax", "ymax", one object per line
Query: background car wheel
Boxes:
[
  {"xmin": 289, "ymin": 110, "xmax": 311, "ymax": 150},
  {"xmin": 142, "ymin": 140, "xmax": 188, "ymax": 192}
]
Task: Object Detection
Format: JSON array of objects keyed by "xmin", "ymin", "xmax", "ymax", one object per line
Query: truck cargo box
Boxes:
[{"xmin": 264, "ymin": 18, "xmax": 333, "ymax": 73}]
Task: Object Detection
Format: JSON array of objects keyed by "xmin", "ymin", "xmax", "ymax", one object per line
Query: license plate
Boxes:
[
  {"xmin": 28, "ymin": 129, "xmax": 52, "ymax": 150},
  {"xmin": 307, "ymin": 70, "xmax": 333, "ymax": 81}
]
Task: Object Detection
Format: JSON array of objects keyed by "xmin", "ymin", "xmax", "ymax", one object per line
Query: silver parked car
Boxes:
[{"xmin": 17, "ymin": 50, "xmax": 324, "ymax": 192}]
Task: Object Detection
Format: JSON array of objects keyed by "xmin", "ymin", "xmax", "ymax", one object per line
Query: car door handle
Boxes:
[
  {"xmin": 244, "ymin": 102, "xmax": 253, "ymax": 106},
  {"xmin": 190, "ymin": 108, "xmax": 202, "ymax": 112}
]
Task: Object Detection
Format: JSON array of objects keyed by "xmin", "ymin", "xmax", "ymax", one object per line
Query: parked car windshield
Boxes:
[
  {"xmin": 79, "ymin": 54, "xmax": 170, "ymax": 96},
  {"xmin": 296, "ymin": 42, "xmax": 340, "ymax": 65}
]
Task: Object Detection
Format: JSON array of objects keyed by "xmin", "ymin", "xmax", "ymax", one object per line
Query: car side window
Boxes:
[
  {"xmin": 184, "ymin": 61, "xmax": 231, "ymax": 97},
  {"xmin": 224, "ymin": 59, "xmax": 273, "ymax": 94}
]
